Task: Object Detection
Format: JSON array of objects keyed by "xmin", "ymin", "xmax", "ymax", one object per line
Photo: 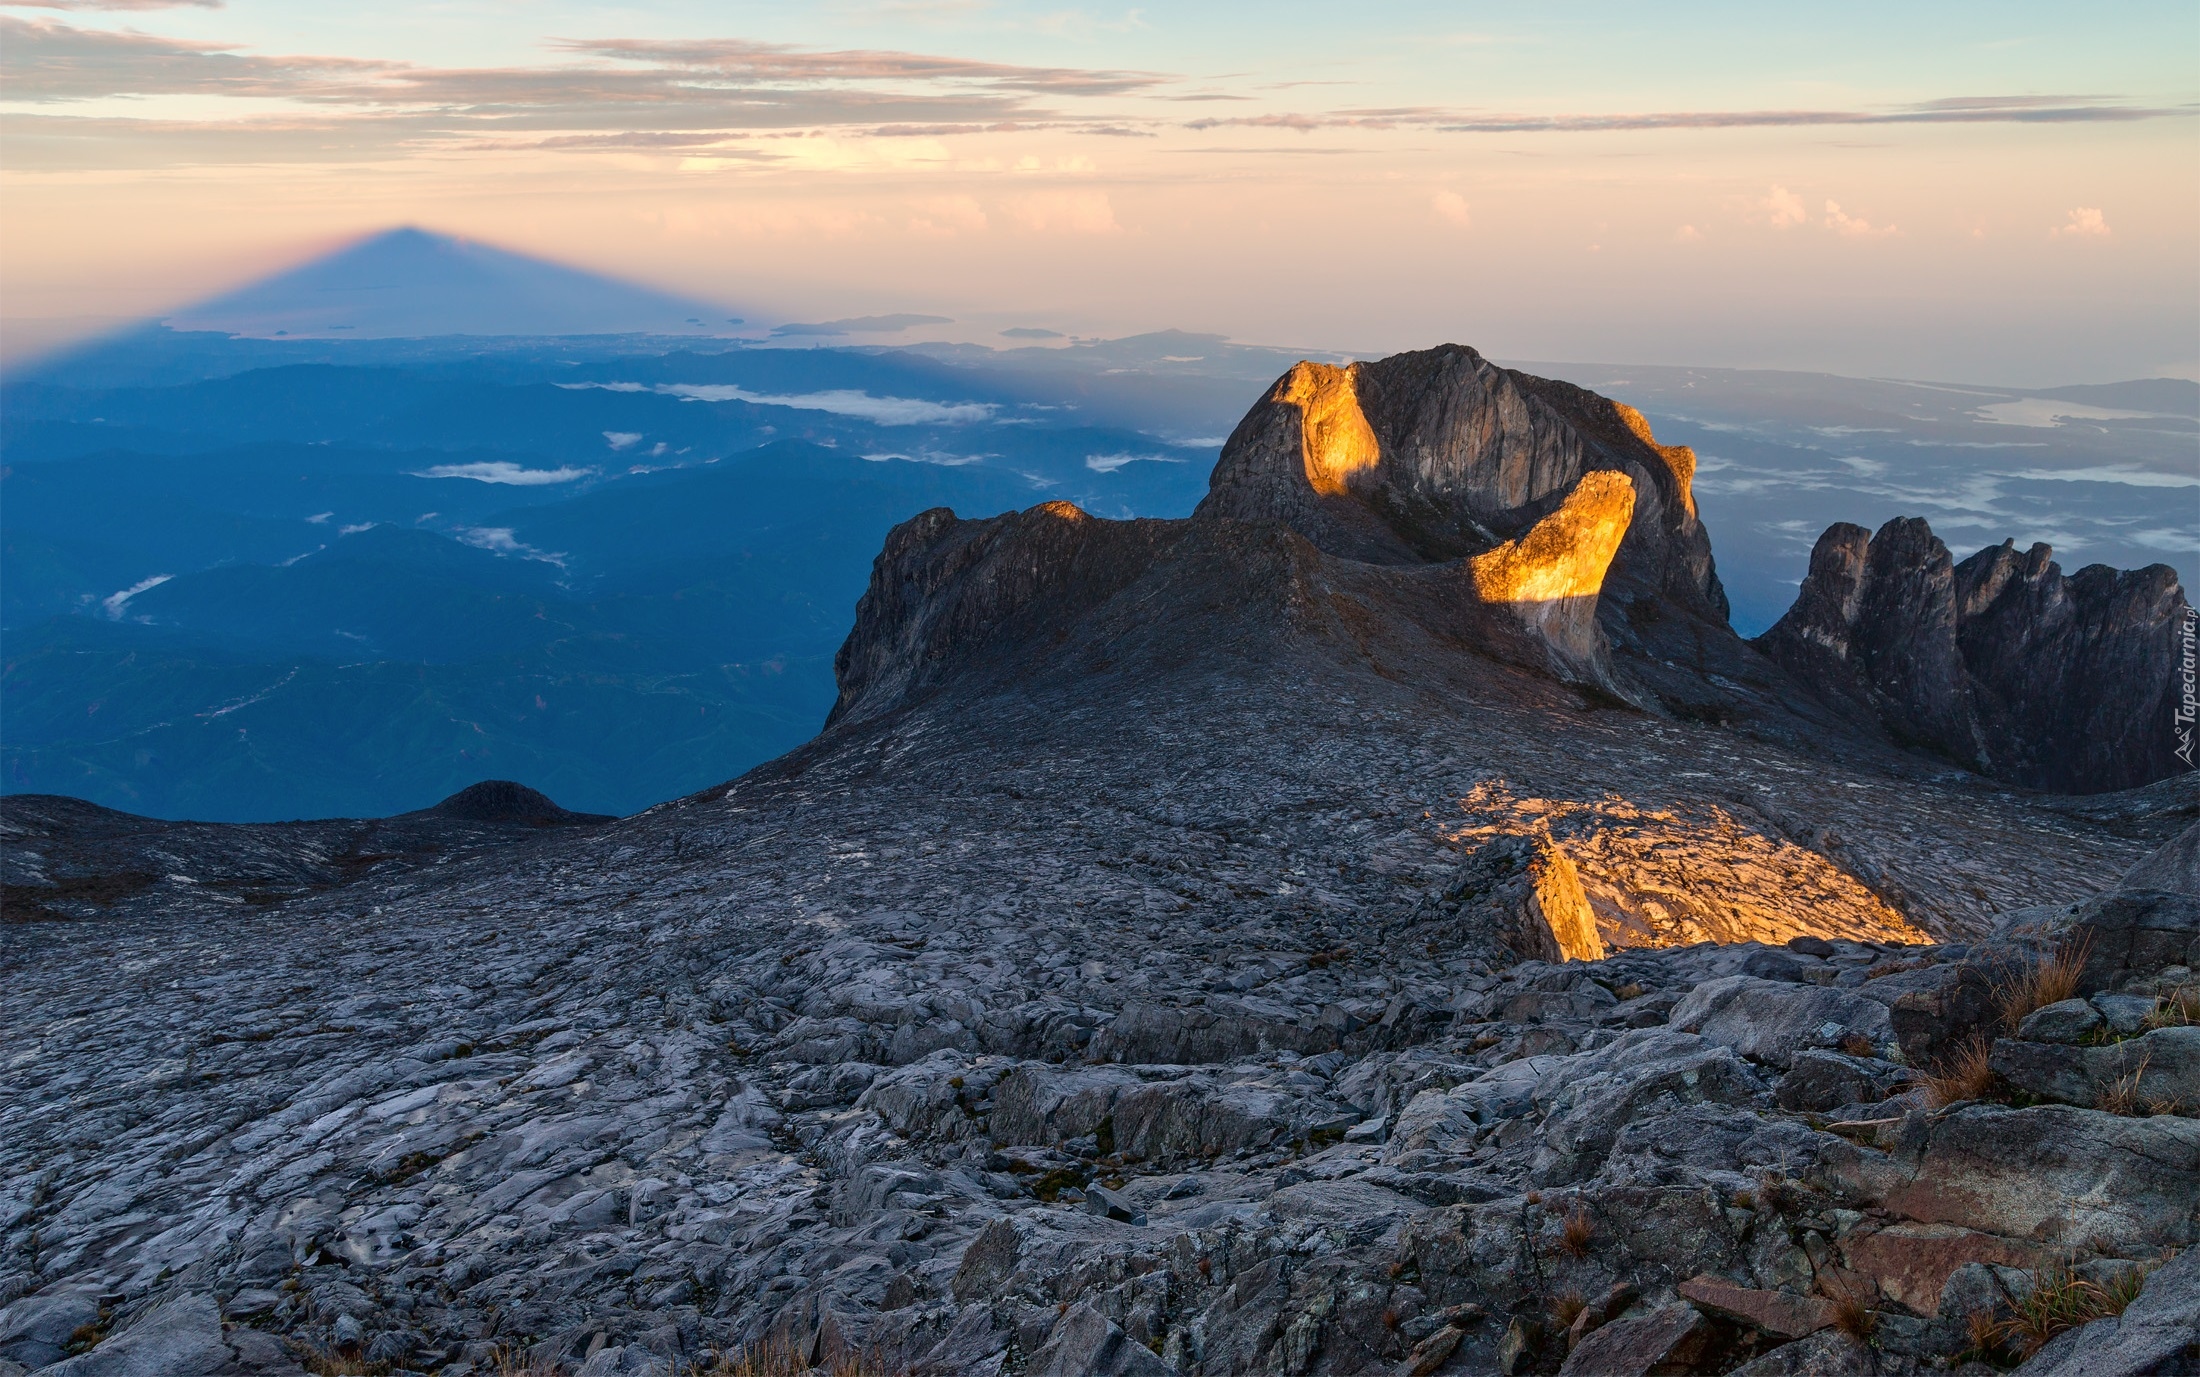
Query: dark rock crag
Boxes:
[
  {"xmin": 420, "ymin": 780, "xmax": 615, "ymax": 828},
  {"xmin": 1756, "ymin": 517, "xmax": 2191, "ymax": 793}
]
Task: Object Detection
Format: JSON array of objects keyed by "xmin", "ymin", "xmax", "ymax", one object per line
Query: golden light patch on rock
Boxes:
[
  {"xmin": 1452, "ymin": 782, "xmax": 1930, "ymax": 949},
  {"xmin": 1612, "ymin": 402, "xmax": 1699, "ymax": 519},
  {"xmin": 1276, "ymin": 361, "xmax": 1380, "ymax": 497},
  {"xmin": 1467, "ymin": 470, "xmax": 1637, "ymax": 606},
  {"xmin": 1524, "ymin": 838, "xmax": 1605, "ymax": 963}
]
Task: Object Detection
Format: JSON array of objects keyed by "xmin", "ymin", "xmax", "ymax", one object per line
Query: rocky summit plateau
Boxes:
[{"xmin": 2, "ymin": 344, "xmax": 2196, "ymax": 1377}]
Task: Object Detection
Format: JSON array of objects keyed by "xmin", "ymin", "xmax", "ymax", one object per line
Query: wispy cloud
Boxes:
[
  {"xmin": 1085, "ymin": 451, "xmax": 1179, "ymax": 472},
  {"xmin": 2006, "ymin": 464, "xmax": 2198, "ymax": 488},
  {"xmin": 1431, "ymin": 190, "xmax": 1471, "ymax": 228},
  {"xmin": 1759, "ymin": 185, "xmax": 1807, "ymax": 228},
  {"xmin": 101, "ymin": 572, "xmax": 170, "ymax": 618},
  {"xmin": 9, "ymin": 0, "xmax": 220, "ymax": 9},
  {"xmin": 1185, "ymin": 96, "xmax": 2190, "ymax": 135},
  {"xmin": 2, "ymin": 19, "xmax": 393, "ymax": 101},
  {"xmin": 0, "ymin": 16, "xmax": 1164, "ymax": 136},
  {"xmin": 414, "ymin": 460, "xmax": 594, "ymax": 485},
  {"xmin": 1972, "ymin": 398, "xmax": 2160, "ymax": 426},
  {"xmin": 2051, "ymin": 206, "xmax": 2111, "ymax": 238},
  {"xmin": 1823, "ymin": 199, "xmax": 1897, "ymax": 237},
  {"xmin": 456, "ymin": 526, "xmax": 566, "ymax": 564},
  {"xmin": 861, "ymin": 449, "xmax": 987, "ymax": 465},
  {"xmin": 663, "ymin": 383, "xmax": 996, "ymax": 423},
  {"xmin": 552, "ymin": 36, "xmax": 1161, "ymax": 98},
  {"xmin": 2131, "ymin": 527, "xmax": 2200, "ymax": 552},
  {"xmin": 559, "ymin": 380, "xmax": 999, "ymax": 424}
]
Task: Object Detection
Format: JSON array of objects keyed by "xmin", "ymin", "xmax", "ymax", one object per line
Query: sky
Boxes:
[{"xmin": 4, "ymin": 1, "xmax": 2197, "ymax": 383}]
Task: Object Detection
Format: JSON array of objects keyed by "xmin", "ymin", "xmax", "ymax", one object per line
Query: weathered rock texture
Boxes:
[
  {"xmin": 4, "ymin": 350, "xmax": 2194, "ymax": 1377},
  {"xmin": 1756, "ymin": 518, "xmax": 2192, "ymax": 793}
]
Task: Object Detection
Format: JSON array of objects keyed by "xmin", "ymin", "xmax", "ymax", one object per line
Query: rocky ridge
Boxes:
[
  {"xmin": 3, "ymin": 347, "xmax": 2196, "ymax": 1377},
  {"xmin": 0, "ymin": 783, "xmax": 612, "ymax": 925},
  {"xmin": 1756, "ymin": 518, "xmax": 2191, "ymax": 793}
]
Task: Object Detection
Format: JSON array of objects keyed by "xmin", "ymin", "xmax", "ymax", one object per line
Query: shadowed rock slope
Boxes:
[
  {"xmin": 3, "ymin": 349, "xmax": 2195, "ymax": 1377},
  {"xmin": 0, "ymin": 782, "xmax": 611, "ymax": 924},
  {"xmin": 1756, "ymin": 517, "xmax": 2191, "ymax": 793}
]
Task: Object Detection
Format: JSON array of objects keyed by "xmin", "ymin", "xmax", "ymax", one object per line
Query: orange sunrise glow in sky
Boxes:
[{"xmin": 3, "ymin": 0, "xmax": 2195, "ymax": 382}]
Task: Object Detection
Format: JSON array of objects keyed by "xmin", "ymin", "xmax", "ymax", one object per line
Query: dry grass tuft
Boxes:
[
  {"xmin": 1919, "ymin": 1034, "xmax": 1997, "ymax": 1108},
  {"xmin": 1963, "ymin": 1308, "xmax": 2005, "ymax": 1362},
  {"xmin": 2102, "ymin": 1266, "xmax": 2149, "ymax": 1312},
  {"xmin": 1755, "ymin": 1174, "xmax": 1803, "ymax": 1215},
  {"xmin": 1558, "ymin": 1206, "xmax": 1594, "ymax": 1260},
  {"xmin": 2145, "ymin": 983, "xmax": 2199, "ymax": 1031},
  {"xmin": 2002, "ymin": 1260, "xmax": 2136, "ymax": 1357},
  {"xmin": 1829, "ymin": 1291, "xmax": 1878, "ymax": 1344},
  {"xmin": 303, "ymin": 1354, "xmax": 383, "ymax": 1377},
  {"xmin": 1547, "ymin": 1290, "xmax": 1587, "ymax": 1330},
  {"xmin": 1994, "ymin": 935, "xmax": 2092, "ymax": 1028},
  {"xmin": 2098, "ymin": 1053, "xmax": 2154, "ymax": 1117},
  {"xmin": 488, "ymin": 1351, "xmax": 566, "ymax": 1377}
]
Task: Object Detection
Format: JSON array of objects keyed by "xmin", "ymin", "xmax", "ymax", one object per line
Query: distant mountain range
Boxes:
[{"xmin": 2, "ymin": 230, "xmax": 2192, "ymax": 820}]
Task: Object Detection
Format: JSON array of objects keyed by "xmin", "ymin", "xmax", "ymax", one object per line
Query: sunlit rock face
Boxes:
[
  {"xmin": 1758, "ymin": 517, "xmax": 2192, "ymax": 793},
  {"xmin": 1438, "ymin": 830, "xmax": 1608, "ymax": 963},
  {"xmin": 1197, "ymin": 344, "xmax": 1725, "ymax": 623},
  {"xmin": 1450, "ymin": 782, "xmax": 1931, "ymax": 950},
  {"xmin": 1465, "ymin": 470, "xmax": 1636, "ymax": 670}
]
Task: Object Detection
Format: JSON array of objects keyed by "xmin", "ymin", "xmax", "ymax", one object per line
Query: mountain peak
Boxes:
[
  {"xmin": 163, "ymin": 227, "xmax": 748, "ymax": 340},
  {"xmin": 1196, "ymin": 344, "xmax": 1723, "ymax": 625}
]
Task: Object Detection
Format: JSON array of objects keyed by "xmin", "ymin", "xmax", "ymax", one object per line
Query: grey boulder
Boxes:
[
  {"xmin": 1669, "ymin": 976, "xmax": 1895, "ymax": 1067},
  {"xmin": 1990, "ymin": 1026, "xmax": 2200, "ymax": 1111},
  {"xmin": 1025, "ymin": 1302, "xmax": 1170, "ymax": 1377},
  {"xmin": 2015, "ymin": 999, "xmax": 2102, "ymax": 1044},
  {"xmin": 32, "ymin": 1296, "xmax": 228, "ymax": 1377},
  {"xmin": 0, "ymin": 1290, "xmax": 100, "ymax": 1371}
]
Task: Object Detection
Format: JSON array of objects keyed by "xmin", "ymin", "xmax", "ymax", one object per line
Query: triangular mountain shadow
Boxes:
[{"xmin": 164, "ymin": 226, "xmax": 751, "ymax": 340}]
